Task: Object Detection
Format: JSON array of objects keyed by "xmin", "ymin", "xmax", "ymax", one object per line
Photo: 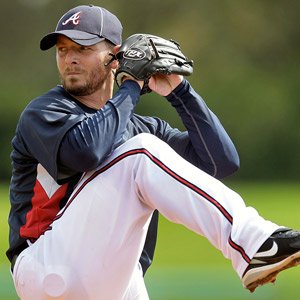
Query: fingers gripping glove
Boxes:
[{"xmin": 115, "ymin": 34, "xmax": 194, "ymax": 94}]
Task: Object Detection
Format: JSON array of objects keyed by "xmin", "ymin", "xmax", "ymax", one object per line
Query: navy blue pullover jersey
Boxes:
[{"xmin": 8, "ymin": 79, "xmax": 239, "ymax": 273}]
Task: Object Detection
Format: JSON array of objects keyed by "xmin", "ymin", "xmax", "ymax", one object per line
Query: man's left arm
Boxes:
[{"xmin": 163, "ymin": 78, "xmax": 239, "ymax": 179}]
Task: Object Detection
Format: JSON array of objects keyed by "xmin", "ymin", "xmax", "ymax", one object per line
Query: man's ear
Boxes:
[
  {"xmin": 110, "ymin": 45, "xmax": 121, "ymax": 69},
  {"xmin": 113, "ymin": 44, "xmax": 121, "ymax": 54}
]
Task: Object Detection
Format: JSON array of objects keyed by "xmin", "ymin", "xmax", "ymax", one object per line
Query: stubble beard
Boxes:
[{"xmin": 60, "ymin": 64, "xmax": 111, "ymax": 96}]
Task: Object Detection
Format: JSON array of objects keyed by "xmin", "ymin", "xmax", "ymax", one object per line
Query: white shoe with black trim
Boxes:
[{"xmin": 242, "ymin": 228, "xmax": 300, "ymax": 292}]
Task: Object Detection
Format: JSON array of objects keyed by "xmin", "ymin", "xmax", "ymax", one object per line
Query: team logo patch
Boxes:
[
  {"xmin": 62, "ymin": 11, "xmax": 81, "ymax": 26},
  {"xmin": 123, "ymin": 48, "xmax": 146, "ymax": 60}
]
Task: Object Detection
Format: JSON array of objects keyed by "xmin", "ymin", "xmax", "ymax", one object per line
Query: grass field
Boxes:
[{"xmin": 1, "ymin": 181, "xmax": 300, "ymax": 300}]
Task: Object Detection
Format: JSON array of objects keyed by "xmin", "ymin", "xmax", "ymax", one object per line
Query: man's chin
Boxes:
[
  {"xmin": 62, "ymin": 80, "xmax": 86, "ymax": 95},
  {"xmin": 64, "ymin": 84, "xmax": 88, "ymax": 96}
]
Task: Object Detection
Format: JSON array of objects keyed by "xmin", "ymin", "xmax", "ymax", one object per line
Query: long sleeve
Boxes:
[
  {"xmin": 165, "ymin": 79, "xmax": 240, "ymax": 179},
  {"xmin": 58, "ymin": 80, "xmax": 141, "ymax": 178}
]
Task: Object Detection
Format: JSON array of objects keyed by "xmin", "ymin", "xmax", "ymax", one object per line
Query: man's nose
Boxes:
[{"xmin": 65, "ymin": 49, "xmax": 79, "ymax": 64}]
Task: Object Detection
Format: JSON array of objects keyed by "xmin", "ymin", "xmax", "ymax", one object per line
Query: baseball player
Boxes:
[{"xmin": 7, "ymin": 4, "xmax": 300, "ymax": 300}]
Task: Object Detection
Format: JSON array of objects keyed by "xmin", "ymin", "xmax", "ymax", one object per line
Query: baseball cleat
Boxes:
[{"xmin": 242, "ymin": 228, "xmax": 300, "ymax": 293}]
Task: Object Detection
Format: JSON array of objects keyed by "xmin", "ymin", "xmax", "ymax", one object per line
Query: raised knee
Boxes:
[
  {"xmin": 43, "ymin": 272, "xmax": 67, "ymax": 298},
  {"xmin": 41, "ymin": 267, "xmax": 87, "ymax": 299},
  {"xmin": 131, "ymin": 133, "xmax": 166, "ymax": 152}
]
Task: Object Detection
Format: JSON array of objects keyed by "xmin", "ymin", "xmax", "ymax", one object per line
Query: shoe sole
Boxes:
[{"xmin": 242, "ymin": 250, "xmax": 300, "ymax": 293}]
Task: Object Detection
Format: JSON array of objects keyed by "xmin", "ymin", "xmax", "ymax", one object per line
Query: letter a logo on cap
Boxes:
[{"xmin": 62, "ymin": 12, "xmax": 81, "ymax": 26}]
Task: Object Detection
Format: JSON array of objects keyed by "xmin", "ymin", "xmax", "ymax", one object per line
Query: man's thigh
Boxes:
[{"xmin": 13, "ymin": 135, "xmax": 156, "ymax": 299}]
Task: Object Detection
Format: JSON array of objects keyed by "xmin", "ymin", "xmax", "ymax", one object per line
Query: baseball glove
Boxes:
[{"xmin": 115, "ymin": 34, "xmax": 194, "ymax": 94}]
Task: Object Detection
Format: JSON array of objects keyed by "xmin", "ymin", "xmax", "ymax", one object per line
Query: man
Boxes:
[{"xmin": 7, "ymin": 4, "xmax": 300, "ymax": 300}]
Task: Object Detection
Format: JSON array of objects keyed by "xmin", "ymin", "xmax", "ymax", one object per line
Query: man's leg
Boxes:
[
  {"xmin": 12, "ymin": 133, "xmax": 298, "ymax": 299},
  {"xmin": 12, "ymin": 137, "xmax": 157, "ymax": 299},
  {"xmin": 118, "ymin": 134, "xmax": 279, "ymax": 277},
  {"xmin": 126, "ymin": 134, "xmax": 300, "ymax": 292}
]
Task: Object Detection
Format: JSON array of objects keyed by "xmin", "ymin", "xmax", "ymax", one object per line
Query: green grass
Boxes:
[
  {"xmin": 1, "ymin": 181, "xmax": 300, "ymax": 300},
  {"xmin": 0, "ymin": 184, "xmax": 18, "ymax": 300}
]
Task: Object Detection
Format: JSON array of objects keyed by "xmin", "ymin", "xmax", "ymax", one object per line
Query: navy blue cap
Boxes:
[{"xmin": 40, "ymin": 5, "xmax": 122, "ymax": 50}]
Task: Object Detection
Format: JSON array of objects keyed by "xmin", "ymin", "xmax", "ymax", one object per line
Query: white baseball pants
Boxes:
[{"xmin": 12, "ymin": 133, "xmax": 279, "ymax": 299}]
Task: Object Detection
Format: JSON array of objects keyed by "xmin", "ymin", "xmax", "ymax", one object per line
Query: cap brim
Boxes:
[{"xmin": 40, "ymin": 30, "xmax": 105, "ymax": 50}]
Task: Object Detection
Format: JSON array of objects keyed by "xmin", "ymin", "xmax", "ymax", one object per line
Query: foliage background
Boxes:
[
  {"xmin": 0, "ymin": 0, "xmax": 299, "ymax": 299},
  {"xmin": 0, "ymin": 0, "xmax": 299, "ymax": 181}
]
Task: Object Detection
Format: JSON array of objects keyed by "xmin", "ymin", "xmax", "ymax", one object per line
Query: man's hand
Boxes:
[
  {"xmin": 148, "ymin": 74, "xmax": 183, "ymax": 96},
  {"xmin": 115, "ymin": 34, "xmax": 193, "ymax": 94}
]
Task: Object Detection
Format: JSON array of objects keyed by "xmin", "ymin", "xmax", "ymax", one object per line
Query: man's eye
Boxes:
[{"xmin": 58, "ymin": 47, "xmax": 67, "ymax": 52}]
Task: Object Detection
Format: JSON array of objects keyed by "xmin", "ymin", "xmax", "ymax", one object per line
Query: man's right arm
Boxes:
[
  {"xmin": 57, "ymin": 80, "xmax": 141, "ymax": 177},
  {"xmin": 20, "ymin": 81, "xmax": 141, "ymax": 182}
]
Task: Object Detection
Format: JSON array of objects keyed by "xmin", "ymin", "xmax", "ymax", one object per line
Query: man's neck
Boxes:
[
  {"xmin": 74, "ymin": 92, "xmax": 109, "ymax": 110},
  {"xmin": 71, "ymin": 81, "xmax": 114, "ymax": 110}
]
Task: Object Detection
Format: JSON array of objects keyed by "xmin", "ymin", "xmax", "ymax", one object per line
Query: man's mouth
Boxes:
[
  {"xmin": 66, "ymin": 72, "xmax": 81, "ymax": 76},
  {"xmin": 65, "ymin": 68, "xmax": 84, "ymax": 76}
]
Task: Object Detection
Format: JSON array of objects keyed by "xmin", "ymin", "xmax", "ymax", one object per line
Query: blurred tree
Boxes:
[{"xmin": 0, "ymin": 0, "xmax": 299, "ymax": 181}]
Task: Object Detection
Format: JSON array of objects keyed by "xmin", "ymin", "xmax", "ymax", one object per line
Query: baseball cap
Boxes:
[{"xmin": 40, "ymin": 5, "xmax": 122, "ymax": 50}]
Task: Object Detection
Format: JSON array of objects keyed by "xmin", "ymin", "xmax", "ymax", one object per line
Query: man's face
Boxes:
[{"xmin": 56, "ymin": 35, "xmax": 113, "ymax": 96}]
